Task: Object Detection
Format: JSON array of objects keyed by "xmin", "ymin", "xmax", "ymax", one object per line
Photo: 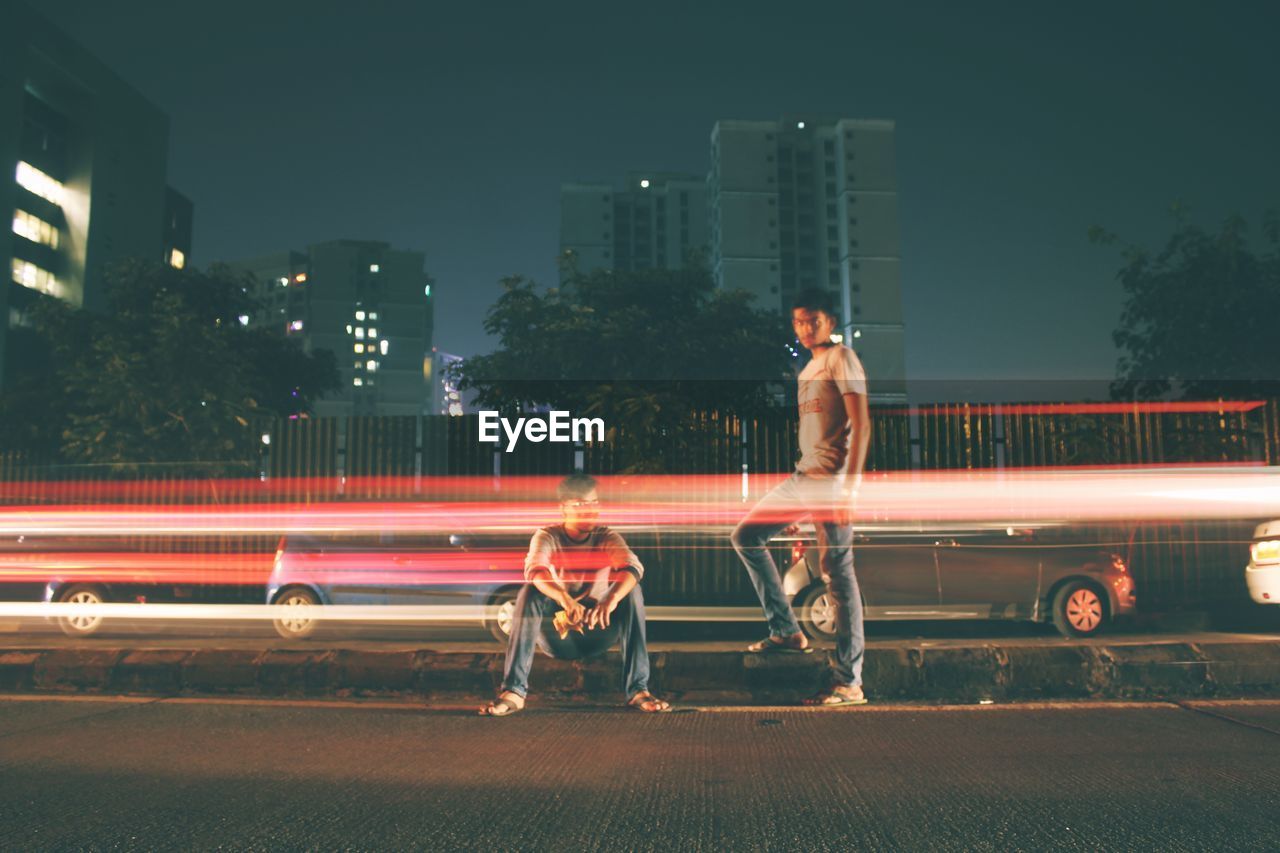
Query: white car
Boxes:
[{"xmin": 1245, "ymin": 520, "xmax": 1280, "ymax": 604}]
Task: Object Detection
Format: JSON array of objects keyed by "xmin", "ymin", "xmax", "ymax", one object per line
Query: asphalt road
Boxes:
[{"xmin": 1, "ymin": 696, "xmax": 1278, "ymax": 851}]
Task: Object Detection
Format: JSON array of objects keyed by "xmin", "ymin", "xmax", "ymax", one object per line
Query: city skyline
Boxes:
[{"xmin": 21, "ymin": 0, "xmax": 1280, "ymax": 391}]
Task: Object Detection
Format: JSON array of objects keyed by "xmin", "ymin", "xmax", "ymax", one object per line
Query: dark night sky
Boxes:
[{"xmin": 28, "ymin": 0, "xmax": 1280, "ymax": 389}]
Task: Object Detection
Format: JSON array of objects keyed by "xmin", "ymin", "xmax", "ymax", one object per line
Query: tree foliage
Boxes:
[
  {"xmin": 455, "ymin": 265, "xmax": 795, "ymax": 472},
  {"xmin": 0, "ymin": 261, "xmax": 339, "ymax": 468},
  {"xmin": 1095, "ymin": 209, "xmax": 1280, "ymax": 400}
]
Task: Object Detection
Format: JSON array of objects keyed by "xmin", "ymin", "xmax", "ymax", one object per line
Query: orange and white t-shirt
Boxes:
[{"xmin": 796, "ymin": 344, "xmax": 868, "ymax": 475}]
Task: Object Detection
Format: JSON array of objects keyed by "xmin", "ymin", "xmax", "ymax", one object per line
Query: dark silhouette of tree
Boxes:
[
  {"xmin": 455, "ymin": 264, "xmax": 795, "ymax": 472},
  {"xmin": 1094, "ymin": 208, "xmax": 1280, "ymax": 401},
  {"xmin": 0, "ymin": 261, "xmax": 338, "ymax": 469}
]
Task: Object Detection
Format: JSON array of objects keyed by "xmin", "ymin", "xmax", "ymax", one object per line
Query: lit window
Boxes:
[
  {"xmin": 640, "ymin": 179, "xmax": 650, "ymax": 188},
  {"xmin": 369, "ymin": 312, "xmax": 378, "ymax": 320},
  {"xmin": 797, "ymin": 121, "xmax": 806, "ymax": 129},
  {"xmin": 447, "ymin": 402, "xmax": 463, "ymax": 416},
  {"xmin": 369, "ymin": 263, "xmax": 380, "ymax": 273},
  {"xmin": 12, "ymin": 210, "xmax": 59, "ymax": 248},
  {"xmin": 289, "ymin": 320, "xmax": 303, "ymax": 331},
  {"xmin": 294, "ymin": 273, "xmax": 307, "ymax": 283},
  {"xmin": 15, "ymin": 162, "xmax": 64, "ymax": 205},
  {"xmin": 367, "ymin": 328, "xmax": 376, "ymax": 338},
  {"xmin": 345, "ymin": 324, "xmax": 353, "ymax": 334},
  {"xmin": 279, "ymin": 277, "xmax": 290, "ymax": 286},
  {"xmin": 238, "ymin": 315, "xmax": 250, "ymax": 326},
  {"xmin": 354, "ymin": 361, "xmax": 363, "ymax": 369},
  {"xmin": 354, "ymin": 343, "xmax": 364, "ymax": 353},
  {"xmin": 353, "ymin": 378, "xmax": 363, "ymax": 387},
  {"xmin": 168, "ymin": 248, "xmax": 185, "ymax": 269},
  {"xmin": 355, "ymin": 311, "xmax": 366, "ymax": 321},
  {"xmin": 830, "ymin": 333, "xmax": 843, "ymax": 344},
  {"xmin": 366, "ymin": 360, "xmax": 377, "ymax": 372},
  {"xmin": 853, "ymin": 329, "xmax": 862, "ymax": 338},
  {"xmin": 11, "ymin": 258, "xmax": 60, "ymax": 297},
  {"xmin": 424, "ymin": 285, "xmax": 431, "ymax": 297},
  {"xmin": 379, "ymin": 340, "xmax": 388, "ymax": 355},
  {"xmin": 260, "ymin": 433, "xmax": 272, "ymax": 446},
  {"xmin": 355, "ymin": 328, "xmax": 365, "ymax": 339}
]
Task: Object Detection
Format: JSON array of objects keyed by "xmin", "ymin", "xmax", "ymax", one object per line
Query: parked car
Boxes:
[
  {"xmin": 266, "ymin": 531, "xmax": 527, "ymax": 641},
  {"xmin": 1245, "ymin": 520, "xmax": 1280, "ymax": 604},
  {"xmin": 779, "ymin": 523, "xmax": 1136, "ymax": 638}
]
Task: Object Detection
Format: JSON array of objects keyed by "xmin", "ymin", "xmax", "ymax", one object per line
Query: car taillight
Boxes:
[
  {"xmin": 791, "ymin": 542, "xmax": 806, "ymax": 564},
  {"xmin": 1251, "ymin": 540, "xmax": 1280, "ymax": 565}
]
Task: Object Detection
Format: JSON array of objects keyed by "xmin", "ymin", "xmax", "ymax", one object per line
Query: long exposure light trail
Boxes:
[{"xmin": 1, "ymin": 467, "xmax": 1276, "ymax": 537}]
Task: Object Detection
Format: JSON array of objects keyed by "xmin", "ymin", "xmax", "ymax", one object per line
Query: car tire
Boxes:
[
  {"xmin": 796, "ymin": 583, "xmax": 837, "ymax": 643},
  {"xmin": 271, "ymin": 586, "xmax": 321, "ymax": 640},
  {"xmin": 1051, "ymin": 580, "xmax": 1109, "ymax": 638},
  {"xmin": 484, "ymin": 587, "xmax": 520, "ymax": 643},
  {"xmin": 56, "ymin": 583, "xmax": 108, "ymax": 637}
]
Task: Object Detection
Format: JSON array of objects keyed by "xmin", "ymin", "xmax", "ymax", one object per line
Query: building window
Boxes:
[
  {"xmin": 355, "ymin": 328, "xmax": 365, "ymax": 339},
  {"xmin": 354, "ymin": 343, "xmax": 364, "ymax": 353},
  {"xmin": 168, "ymin": 248, "xmax": 185, "ymax": 269},
  {"xmin": 379, "ymin": 340, "xmax": 389, "ymax": 355},
  {"xmin": 366, "ymin": 360, "xmax": 378, "ymax": 372},
  {"xmin": 355, "ymin": 310, "xmax": 366, "ymax": 321},
  {"xmin": 368, "ymin": 327, "xmax": 377, "ymax": 338},
  {"xmin": 12, "ymin": 210, "xmax": 59, "ymax": 248},
  {"xmin": 369, "ymin": 264, "xmax": 380, "ymax": 273},
  {"xmin": 289, "ymin": 320, "xmax": 303, "ymax": 332},
  {"xmin": 11, "ymin": 258, "xmax": 60, "ymax": 297},
  {"xmin": 353, "ymin": 378, "xmax": 364, "ymax": 387},
  {"xmin": 15, "ymin": 162, "xmax": 64, "ymax": 205}
]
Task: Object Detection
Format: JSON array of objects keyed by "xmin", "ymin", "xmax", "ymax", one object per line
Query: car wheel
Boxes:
[
  {"xmin": 485, "ymin": 588, "xmax": 520, "ymax": 643},
  {"xmin": 796, "ymin": 583, "xmax": 837, "ymax": 642},
  {"xmin": 1052, "ymin": 581, "xmax": 1108, "ymax": 637},
  {"xmin": 272, "ymin": 587, "xmax": 321, "ymax": 640},
  {"xmin": 56, "ymin": 583, "xmax": 108, "ymax": 637}
]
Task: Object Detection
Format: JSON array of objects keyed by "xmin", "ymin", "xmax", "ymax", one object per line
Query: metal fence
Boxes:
[{"xmin": 3, "ymin": 399, "xmax": 1277, "ymax": 612}]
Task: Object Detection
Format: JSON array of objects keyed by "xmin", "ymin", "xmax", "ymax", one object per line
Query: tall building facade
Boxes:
[
  {"xmin": 710, "ymin": 117, "xmax": 906, "ymax": 399},
  {"xmin": 0, "ymin": 2, "xmax": 192, "ymax": 386},
  {"xmin": 232, "ymin": 240, "xmax": 434, "ymax": 417},
  {"xmin": 559, "ymin": 172, "xmax": 708, "ymax": 279}
]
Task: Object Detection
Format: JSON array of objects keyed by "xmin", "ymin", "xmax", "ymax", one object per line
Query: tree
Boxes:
[
  {"xmin": 1094, "ymin": 208, "xmax": 1280, "ymax": 400},
  {"xmin": 0, "ymin": 260, "xmax": 339, "ymax": 469},
  {"xmin": 455, "ymin": 265, "xmax": 795, "ymax": 472}
]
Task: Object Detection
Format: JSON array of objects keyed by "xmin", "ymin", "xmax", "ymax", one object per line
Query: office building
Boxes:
[
  {"xmin": 1, "ymin": 1, "xmax": 192, "ymax": 386},
  {"xmin": 709, "ymin": 117, "xmax": 906, "ymax": 399},
  {"xmin": 559, "ymin": 172, "xmax": 708, "ymax": 279},
  {"xmin": 232, "ymin": 240, "xmax": 434, "ymax": 417}
]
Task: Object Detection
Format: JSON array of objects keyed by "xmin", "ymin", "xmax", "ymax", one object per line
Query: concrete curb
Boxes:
[{"xmin": 1, "ymin": 641, "xmax": 1279, "ymax": 703}]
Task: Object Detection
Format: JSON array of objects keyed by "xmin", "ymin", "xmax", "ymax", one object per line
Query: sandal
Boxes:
[
  {"xmin": 479, "ymin": 693, "xmax": 525, "ymax": 717},
  {"xmin": 627, "ymin": 691, "xmax": 672, "ymax": 713},
  {"xmin": 802, "ymin": 685, "xmax": 867, "ymax": 707},
  {"xmin": 747, "ymin": 636, "xmax": 813, "ymax": 655}
]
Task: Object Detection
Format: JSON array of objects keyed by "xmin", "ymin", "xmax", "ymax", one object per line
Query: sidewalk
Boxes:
[{"xmin": 2, "ymin": 632, "xmax": 1279, "ymax": 704}]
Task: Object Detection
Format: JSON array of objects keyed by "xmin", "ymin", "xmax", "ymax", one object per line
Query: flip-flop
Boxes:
[
  {"xmin": 627, "ymin": 691, "xmax": 673, "ymax": 713},
  {"xmin": 747, "ymin": 637, "xmax": 814, "ymax": 655},
  {"xmin": 802, "ymin": 688, "xmax": 867, "ymax": 707},
  {"xmin": 479, "ymin": 696, "xmax": 524, "ymax": 717}
]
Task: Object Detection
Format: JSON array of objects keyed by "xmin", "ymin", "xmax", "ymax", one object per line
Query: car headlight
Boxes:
[{"xmin": 1251, "ymin": 540, "xmax": 1280, "ymax": 566}]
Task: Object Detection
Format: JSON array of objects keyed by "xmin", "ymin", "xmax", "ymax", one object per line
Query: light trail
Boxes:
[
  {"xmin": 0, "ymin": 602, "xmax": 766, "ymax": 622},
  {"xmin": 0, "ymin": 466, "xmax": 1276, "ymax": 536}
]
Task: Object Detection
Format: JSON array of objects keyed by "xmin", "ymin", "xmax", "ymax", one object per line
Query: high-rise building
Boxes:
[
  {"xmin": 0, "ymin": 2, "xmax": 192, "ymax": 386},
  {"xmin": 710, "ymin": 117, "xmax": 906, "ymax": 399},
  {"xmin": 559, "ymin": 172, "xmax": 708, "ymax": 279},
  {"xmin": 232, "ymin": 240, "xmax": 434, "ymax": 417}
]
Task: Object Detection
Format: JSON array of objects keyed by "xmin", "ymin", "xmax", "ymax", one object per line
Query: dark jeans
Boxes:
[
  {"xmin": 500, "ymin": 584, "xmax": 651, "ymax": 699},
  {"xmin": 730, "ymin": 472, "xmax": 865, "ymax": 687}
]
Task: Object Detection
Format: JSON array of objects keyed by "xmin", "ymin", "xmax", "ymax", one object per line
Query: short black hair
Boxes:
[
  {"xmin": 556, "ymin": 473, "xmax": 598, "ymax": 502},
  {"xmin": 791, "ymin": 288, "xmax": 840, "ymax": 321}
]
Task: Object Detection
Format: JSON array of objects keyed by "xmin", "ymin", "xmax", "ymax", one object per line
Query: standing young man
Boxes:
[
  {"xmin": 731, "ymin": 289, "xmax": 872, "ymax": 706},
  {"xmin": 481, "ymin": 473, "xmax": 670, "ymax": 716}
]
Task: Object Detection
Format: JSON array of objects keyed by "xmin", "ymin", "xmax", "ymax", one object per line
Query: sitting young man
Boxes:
[{"xmin": 480, "ymin": 473, "xmax": 670, "ymax": 716}]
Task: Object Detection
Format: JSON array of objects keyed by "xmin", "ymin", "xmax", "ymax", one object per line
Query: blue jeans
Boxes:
[
  {"xmin": 731, "ymin": 472, "xmax": 864, "ymax": 687},
  {"xmin": 500, "ymin": 584, "xmax": 651, "ymax": 699}
]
